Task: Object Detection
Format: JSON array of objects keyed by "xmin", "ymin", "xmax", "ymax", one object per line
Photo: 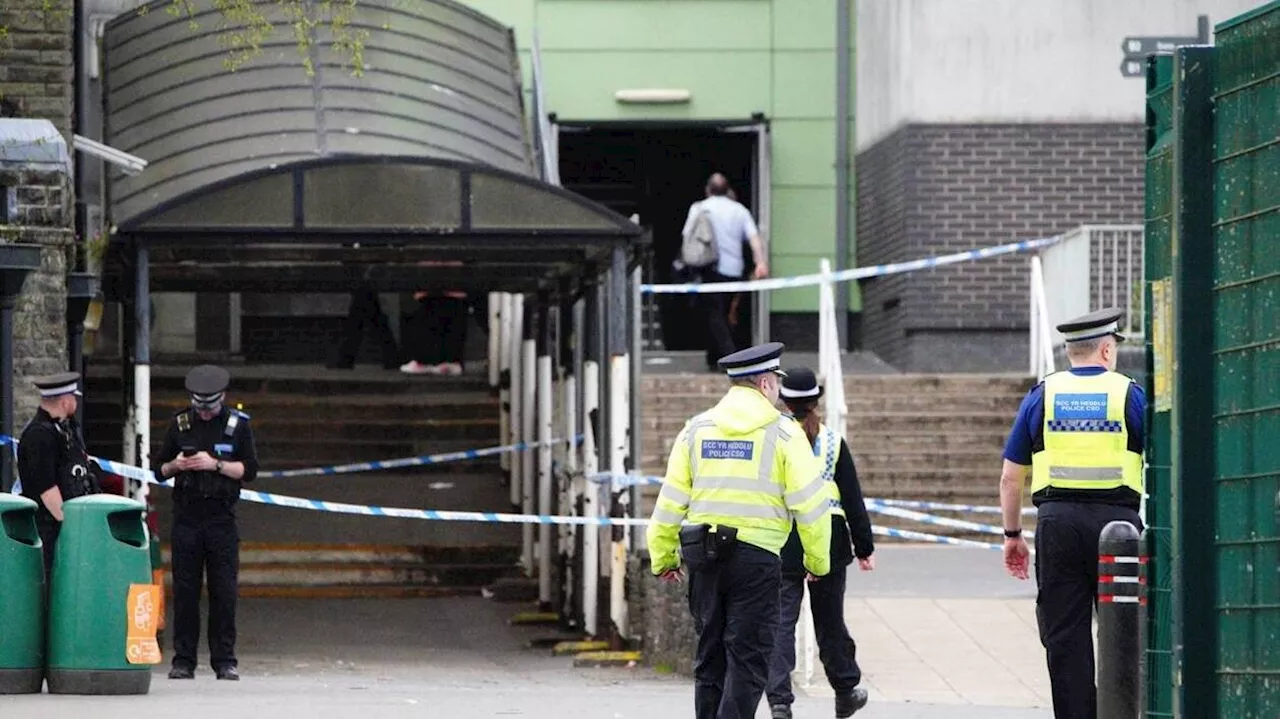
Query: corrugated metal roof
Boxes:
[
  {"xmin": 104, "ymin": 0, "xmax": 535, "ymax": 230},
  {"xmin": 0, "ymin": 119, "xmax": 71, "ymax": 172}
]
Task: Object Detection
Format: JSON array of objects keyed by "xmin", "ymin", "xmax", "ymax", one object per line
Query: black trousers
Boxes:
[
  {"xmin": 767, "ymin": 565, "xmax": 862, "ymax": 706},
  {"xmin": 687, "ymin": 542, "xmax": 782, "ymax": 719},
  {"xmin": 407, "ymin": 296, "xmax": 468, "ymax": 365},
  {"xmin": 335, "ymin": 287, "xmax": 399, "ymax": 368},
  {"xmin": 700, "ymin": 271, "xmax": 740, "ymax": 368},
  {"xmin": 36, "ymin": 521, "xmax": 60, "ymax": 588},
  {"xmin": 170, "ymin": 514, "xmax": 241, "ymax": 670},
  {"xmin": 1034, "ymin": 501, "xmax": 1143, "ymax": 719}
]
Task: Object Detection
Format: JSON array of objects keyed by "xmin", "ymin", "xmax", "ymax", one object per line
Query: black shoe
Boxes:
[
  {"xmin": 835, "ymin": 688, "xmax": 869, "ymax": 717},
  {"xmin": 770, "ymin": 704, "xmax": 792, "ymax": 719},
  {"xmin": 168, "ymin": 665, "xmax": 194, "ymax": 680},
  {"xmin": 215, "ymin": 666, "xmax": 240, "ymax": 681}
]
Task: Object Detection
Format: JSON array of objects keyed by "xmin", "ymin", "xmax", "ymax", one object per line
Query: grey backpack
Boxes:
[{"xmin": 680, "ymin": 203, "xmax": 718, "ymax": 269}]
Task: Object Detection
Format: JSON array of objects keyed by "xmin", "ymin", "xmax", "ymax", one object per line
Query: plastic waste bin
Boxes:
[
  {"xmin": 47, "ymin": 495, "xmax": 156, "ymax": 695},
  {"xmin": 0, "ymin": 494, "xmax": 45, "ymax": 694}
]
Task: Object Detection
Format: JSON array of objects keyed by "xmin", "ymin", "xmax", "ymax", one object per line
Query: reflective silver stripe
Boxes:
[
  {"xmin": 792, "ymin": 501, "xmax": 829, "ymax": 526},
  {"xmin": 1049, "ymin": 466, "xmax": 1125, "ymax": 481},
  {"xmin": 785, "ymin": 475, "xmax": 828, "ymax": 506},
  {"xmin": 695, "ymin": 476, "xmax": 778, "ymax": 494},
  {"xmin": 755, "ymin": 420, "xmax": 784, "ymax": 498},
  {"xmin": 651, "ymin": 506, "xmax": 685, "ymax": 525},
  {"xmin": 658, "ymin": 483, "xmax": 691, "ymax": 508},
  {"xmin": 686, "ymin": 418, "xmax": 716, "ymax": 476},
  {"xmin": 688, "ymin": 500, "xmax": 789, "ymax": 521}
]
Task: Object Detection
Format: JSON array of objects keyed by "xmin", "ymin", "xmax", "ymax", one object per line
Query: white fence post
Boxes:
[
  {"xmin": 581, "ymin": 360, "xmax": 601, "ymax": 637},
  {"xmin": 608, "ymin": 352, "xmax": 630, "ymax": 638},
  {"xmin": 537, "ymin": 346, "xmax": 553, "ymax": 608},
  {"xmin": 508, "ymin": 294, "xmax": 524, "ymax": 504},
  {"xmin": 522, "ymin": 329, "xmax": 537, "ymax": 576}
]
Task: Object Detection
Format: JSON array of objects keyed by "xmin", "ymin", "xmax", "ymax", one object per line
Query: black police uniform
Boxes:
[
  {"xmin": 768, "ymin": 369, "xmax": 874, "ymax": 719},
  {"xmin": 1012, "ymin": 308, "xmax": 1145, "ymax": 719},
  {"xmin": 16, "ymin": 372, "xmax": 102, "ymax": 579},
  {"xmin": 157, "ymin": 365, "xmax": 258, "ymax": 680}
]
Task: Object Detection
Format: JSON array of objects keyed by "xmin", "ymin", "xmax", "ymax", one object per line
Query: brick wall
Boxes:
[
  {"xmin": 856, "ymin": 123, "xmax": 1145, "ymax": 371},
  {"xmin": 0, "ymin": 1, "xmax": 75, "ymax": 136}
]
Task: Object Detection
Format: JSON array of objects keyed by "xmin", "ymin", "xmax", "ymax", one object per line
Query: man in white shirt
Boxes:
[{"xmin": 682, "ymin": 173, "xmax": 769, "ymax": 370}]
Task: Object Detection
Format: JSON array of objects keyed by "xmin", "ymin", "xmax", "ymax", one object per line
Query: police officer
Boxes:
[
  {"xmin": 155, "ymin": 365, "xmax": 259, "ymax": 681},
  {"xmin": 767, "ymin": 368, "xmax": 875, "ymax": 719},
  {"xmin": 16, "ymin": 372, "xmax": 102, "ymax": 578},
  {"xmin": 647, "ymin": 342, "xmax": 833, "ymax": 719},
  {"xmin": 999, "ymin": 308, "xmax": 1145, "ymax": 719}
]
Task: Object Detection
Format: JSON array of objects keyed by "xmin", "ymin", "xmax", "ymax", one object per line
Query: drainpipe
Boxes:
[{"xmin": 835, "ymin": 0, "xmax": 852, "ymax": 349}]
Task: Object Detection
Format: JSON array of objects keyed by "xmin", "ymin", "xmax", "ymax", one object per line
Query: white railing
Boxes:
[{"xmin": 1032, "ymin": 224, "xmax": 1144, "ymax": 377}]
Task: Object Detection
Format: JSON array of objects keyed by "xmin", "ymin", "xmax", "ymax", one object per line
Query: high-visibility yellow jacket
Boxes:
[
  {"xmin": 1031, "ymin": 370, "xmax": 1144, "ymax": 497},
  {"xmin": 646, "ymin": 386, "xmax": 833, "ymax": 577}
]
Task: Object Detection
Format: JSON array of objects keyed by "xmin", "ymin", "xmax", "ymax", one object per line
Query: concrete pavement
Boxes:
[{"xmin": 5, "ymin": 546, "xmax": 1054, "ymax": 718}]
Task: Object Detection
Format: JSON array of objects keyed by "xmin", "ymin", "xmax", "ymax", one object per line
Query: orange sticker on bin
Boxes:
[{"xmin": 126, "ymin": 584, "xmax": 162, "ymax": 665}]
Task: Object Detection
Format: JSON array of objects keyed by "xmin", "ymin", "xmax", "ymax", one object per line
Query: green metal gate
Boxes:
[{"xmin": 1144, "ymin": 2, "xmax": 1280, "ymax": 716}]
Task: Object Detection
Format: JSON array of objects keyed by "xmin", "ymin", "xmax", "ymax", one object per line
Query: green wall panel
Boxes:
[
  {"xmin": 537, "ymin": 0, "xmax": 771, "ymax": 50},
  {"xmin": 459, "ymin": 0, "xmax": 536, "ymax": 42},
  {"xmin": 772, "ymin": 51, "xmax": 836, "ymax": 118},
  {"xmin": 772, "ymin": 0, "xmax": 835, "ymax": 50},
  {"xmin": 772, "ymin": 119, "xmax": 836, "ymax": 187},
  {"xmin": 540, "ymin": 51, "xmax": 771, "ymax": 119},
  {"xmin": 768, "ymin": 253, "xmax": 828, "ymax": 312},
  {"xmin": 771, "ymin": 186, "xmax": 835, "ymax": 256}
]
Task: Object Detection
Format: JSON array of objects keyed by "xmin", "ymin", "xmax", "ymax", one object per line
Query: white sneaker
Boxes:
[
  {"xmin": 399, "ymin": 361, "xmax": 432, "ymax": 374},
  {"xmin": 437, "ymin": 362, "xmax": 463, "ymax": 376}
]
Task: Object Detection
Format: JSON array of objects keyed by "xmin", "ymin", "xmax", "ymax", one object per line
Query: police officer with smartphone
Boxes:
[{"xmin": 155, "ymin": 365, "xmax": 258, "ymax": 681}]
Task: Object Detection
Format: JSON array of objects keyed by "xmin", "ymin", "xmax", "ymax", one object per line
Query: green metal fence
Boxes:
[{"xmin": 1144, "ymin": 2, "xmax": 1280, "ymax": 716}]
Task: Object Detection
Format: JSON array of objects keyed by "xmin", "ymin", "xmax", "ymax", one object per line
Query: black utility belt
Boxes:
[{"xmin": 680, "ymin": 524, "xmax": 739, "ymax": 563}]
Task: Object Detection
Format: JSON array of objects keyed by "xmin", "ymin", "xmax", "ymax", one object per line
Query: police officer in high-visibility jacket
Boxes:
[
  {"xmin": 999, "ymin": 308, "xmax": 1145, "ymax": 719},
  {"xmin": 647, "ymin": 342, "xmax": 833, "ymax": 719}
]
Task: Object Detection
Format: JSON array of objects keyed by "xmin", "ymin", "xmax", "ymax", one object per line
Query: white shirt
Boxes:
[{"xmin": 682, "ymin": 195, "xmax": 760, "ymax": 279}]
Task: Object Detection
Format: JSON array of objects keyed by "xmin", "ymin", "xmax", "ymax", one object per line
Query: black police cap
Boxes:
[
  {"xmin": 718, "ymin": 342, "xmax": 787, "ymax": 378},
  {"xmin": 33, "ymin": 371, "xmax": 81, "ymax": 398},
  {"xmin": 779, "ymin": 367, "xmax": 822, "ymax": 401},
  {"xmin": 1056, "ymin": 307, "xmax": 1127, "ymax": 343},
  {"xmin": 184, "ymin": 365, "xmax": 231, "ymax": 399}
]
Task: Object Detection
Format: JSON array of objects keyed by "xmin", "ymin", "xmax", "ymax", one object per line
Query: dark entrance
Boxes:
[{"xmin": 556, "ymin": 124, "xmax": 762, "ymax": 353}]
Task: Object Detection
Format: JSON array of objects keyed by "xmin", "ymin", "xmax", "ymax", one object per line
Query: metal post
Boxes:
[
  {"xmin": 497, "ymin": 293, "xmax": 511, "ymax": 474},
  {"xmin": 834, "ymin": 0, "xmax": 852, "ymax": 349},
  {"xmin": 581, "ymin": 278, "xmax": 602, "ymax": 637},
  {"xmin": 563, "ymin": 295, "xmax": 581, "ymax": 623},
  {"xmin": 508, "ymin": 294, "xmax": 524, "ymax": 506},
  {"xmin": 0, "ymin": 301, "xmax": 14, "ymax": 491},
  {"xmin": 607, "ymin": 245, "xmax": 630, "ymax": 639},
  {"xmin": 133, "ymin": 243, "xmax": 151, "ymax": 506},
  {"xmin": 537, "ymin": 293, "xmax": 554, "ymax": 609},
  {"xmin": 1097, "ymin": 520, "xmax": 1144, "ymax": 719},
  {"xmin": 488, "ymin": 291, "xmax": 501, "ymax": 390},
  {"xmin": 521, "ymin": 301, "xmax": 537, "ymax": 576},
  {"xmin": 628, "ymin": 262, "xmax": 643, "ymax": 552}
]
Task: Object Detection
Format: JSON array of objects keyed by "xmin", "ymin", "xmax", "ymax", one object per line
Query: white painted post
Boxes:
[
  {"xmin": 488, "ymin": 292, "xmax": 501, "ymax": 390},
  {"xmin": 581, "ymin": 359, "xmax": 600, "ymax": 637},
  {"xmin": 608, "ymin": 353, "xmax": 630, "ymax": 638},
  {"xmin": 522, "ymin": 335, "xmax": 537, "ymax": 576},
  {"xmin": 537, "ymin": 350, "xmax": 554, "ymax": 608},
  {"xmin": 562, "ymin": 370, "xmax": 578, "ymax": 617},
  {"xmin": 498, "ymin": 294, "xmax": 512, "ymax": 474},
  {"xmin": 132, "ymin": 364, "xmax": 150, "ymax": 505},
  {"xmin": 508, "ymin": 294, "xmax": 524, "ymax": 506}
]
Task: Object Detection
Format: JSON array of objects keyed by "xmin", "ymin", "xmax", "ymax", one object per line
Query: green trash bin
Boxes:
[
  {"xmin": 47, "ymin": 495, "xmax": 155, "ymax": 695},
  {"xmin": 0, "ymin": 494, "xmax": 45, "ymax": 694}
]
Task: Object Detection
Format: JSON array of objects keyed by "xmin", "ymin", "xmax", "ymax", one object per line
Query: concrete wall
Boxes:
[
  {"xmin": 463, "ymin": 0, "xmax": 858, "ymax": 318},
  {"xmin": 856, "ymin": 0, "xmax": 1262, "ymax": 150}
]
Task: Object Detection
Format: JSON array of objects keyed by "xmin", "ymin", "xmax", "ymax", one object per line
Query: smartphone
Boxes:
[{"xmin": 181, "ymin": 446, "xmax": 197, "ymax": 457}]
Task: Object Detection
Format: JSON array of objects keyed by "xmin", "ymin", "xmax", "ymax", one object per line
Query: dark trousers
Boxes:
[
  {"xmin": 700, "ymin": 271, "xmax": 740, "ymax": 367},
  {"xmin": 767, "ymin": 566, "xmax": 862, "ymax": 706},
  {"xmin": 36, "ymin": 521, "xmax": 59, "ymax": 588},
  {"xmin": 1034, "ymin": 501, "xmax": 1143, "ymax": 719},
  {"xmin": 170, "ymin": 515, "xmax": 241, "ymax": 670},
  {"xmin": 687, "ymin": 543, "xmax": 782, "ymax": 719},
  {"xmin": 407, "ymin": 296, "xmax": 468, "ymax": 365},
  {"xmin": 335, "ymin": 287, "xmax": 399, "ymax": 368}
]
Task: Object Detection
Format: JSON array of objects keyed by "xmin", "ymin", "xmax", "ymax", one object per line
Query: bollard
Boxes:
[{"xmin": 1097, "ymin": 520, "xmax": 1144, "ymax": 718}]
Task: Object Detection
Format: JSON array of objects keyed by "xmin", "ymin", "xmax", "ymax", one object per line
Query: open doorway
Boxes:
[{"xmin": 555, "ymin": 122, "xmax": 765, "ymax": 353}]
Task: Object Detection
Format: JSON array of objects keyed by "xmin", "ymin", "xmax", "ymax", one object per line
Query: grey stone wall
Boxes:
[
  {"xmin": 855, "ymin": 123, "xmax": 1145, "ymax": 371},
  {"xmin": 0, "ymin": 1, "xmax": 75, "ymax": 136},
  {"xmin": 628, "ymin": 553, "xmax": 696, "ymax": 675}
]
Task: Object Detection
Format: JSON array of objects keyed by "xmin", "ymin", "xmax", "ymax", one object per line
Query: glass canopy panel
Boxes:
[
  {"xmin": 138, "ymin": 172, "xmax": 294, "ymax": 227},
  {"xmin": 303, "ymin": 163, "xmax": 463, "ymax": 229},
  {"xmin": 468, "ymin": 171, "xmax": 626, "ymax": 231}
]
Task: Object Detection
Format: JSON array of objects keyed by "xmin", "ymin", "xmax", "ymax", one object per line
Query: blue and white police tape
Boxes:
[
  {"xmin": 871, "ymin": 525, "xmax": 1004, "ymax": 551},
  {"xmin": 865, "ymin": 501, "xmax": 1035, "ymax": 540},
  {"xmin": 643, "ymin": 237, "xmax": 1059, "ymax": 294},
  {"xmin": 257, "ymin": 437, "xmax": 581, "ymax": 479},
  {"xmin": 872, "ymin": 497, "xmax": 1038, "ymax": 517}
]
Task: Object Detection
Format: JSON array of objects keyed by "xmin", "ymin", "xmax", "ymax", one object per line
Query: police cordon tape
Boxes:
[
  {"xmin": 643, "ymin": 237, "xmax": 1058, "ymax": 294},
  {"xmin": 77, "ymin": 455, "xmax": 1012, "ymax": 549},
  {"xmin": 256, "ymin": 437, "xmax": 582, "ymax": 479}
]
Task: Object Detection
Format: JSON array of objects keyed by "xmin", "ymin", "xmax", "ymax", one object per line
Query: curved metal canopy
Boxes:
[{"xmin": 101, "ymin": 0, "xmax": 642, "ymax": 295}]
